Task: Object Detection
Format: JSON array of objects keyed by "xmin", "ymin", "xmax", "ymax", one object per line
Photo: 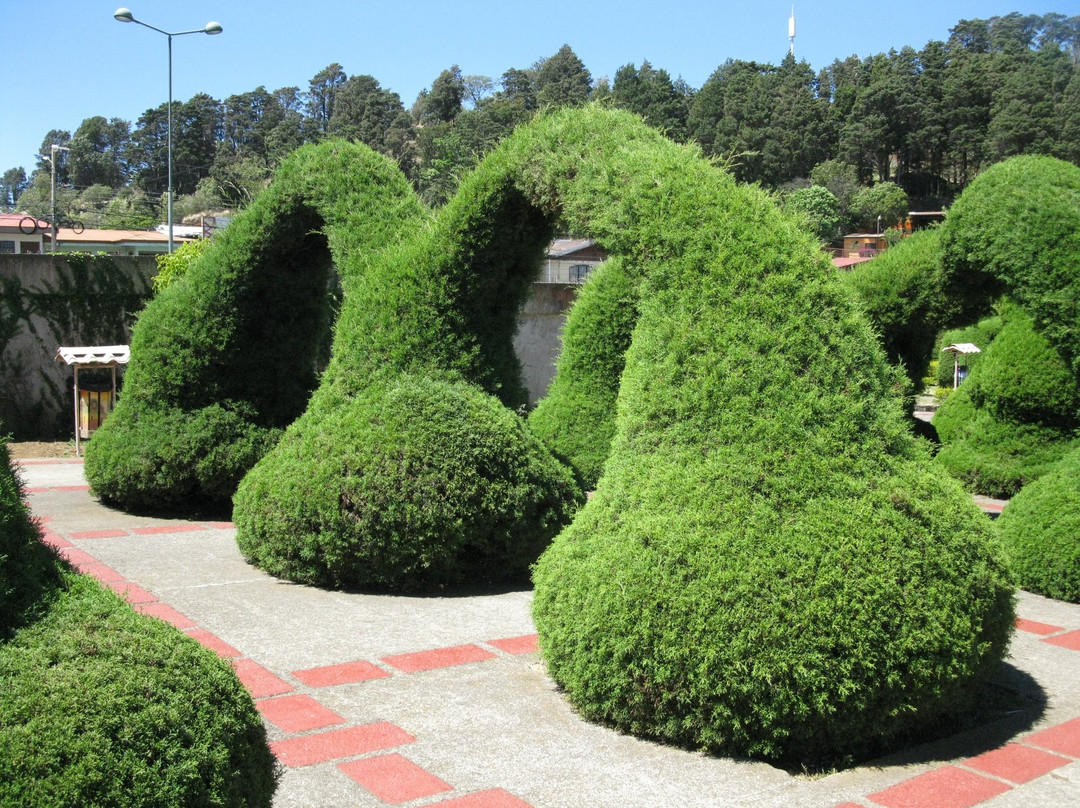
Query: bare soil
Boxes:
[{"xmin": 6, "ymin": 441, "xmax": 79, "ymax": 459}]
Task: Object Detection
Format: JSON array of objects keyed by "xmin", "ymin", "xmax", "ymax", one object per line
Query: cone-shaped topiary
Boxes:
[
  {"xmin": 0, "ymin": 433, "xmax": 277, "ymax": 806},
  {"xmin": 528, "ymin": 256, "xmax": 640, "ymax": 489},
  {"xmin": 514, "ymin": 108, "xmax": 1013, "ymax": 766},
  {"xmin": 997, "ymin": 446, "xmax": 1080, "ymax": 602},
  {"xmin": 85, "ymin": 140, "xmax": 427, "ymax": 510}
]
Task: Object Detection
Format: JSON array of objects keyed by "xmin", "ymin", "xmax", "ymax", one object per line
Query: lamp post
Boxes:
[{"xmin": 113, "ymin": 8, "xmax": 222, "ymax": 253}]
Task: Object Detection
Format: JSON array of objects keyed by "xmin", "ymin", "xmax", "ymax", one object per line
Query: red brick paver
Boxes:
[
  {"xmin": 105, "ymin": 580, "xmax": 157, "ymax": 604},
  {"xmin": 293, "ymin": 660, "xmax": 391, "ymax": 687},
  {"xmin": 132, "ymin": 524, "xmax": 206, "ymax": 535},
  {"xmin": 1042, "ymin": 629, "xmax": 1080, "ymax": 651},
  {"xmin": 382, "ymin": 644, "xmax": 496, "ymax": 673},
  {"xmin": 270, "ymin": 722, "xmax": 415, "ymax": 767},
  {"xmin": 1014, "ymin": 617, "xmax": 1064, "ymax": 635},
  {"xmin": 134, "ymin": 601, "xmax": 195, "ymax": 629},
  {"xmin": 1025, "ymin": 716, "xmax": 1080, "ymax": 757},
  {"xmin": 964, "ymin": 743, "xmax": 1071, "ymax": 784},
  {"xmin": 70, "ymin": 528, "xmax": 128, "ymax": 539},
  {"xmin": 77, "ymin": 562, "xmax": 126, "ymax": 582},
  {"xmin": 256, "ymin": 694, "xmax": 345, "ymax": 734},
  {"xmin": 231, "ymin": 658, "xmax": 294, "ymax": 699},
  {"xmin": 338, "ymin": 753, "xmax": 453, "ymax": 803},
  {"xmin": 488, "ymin": 634, "xmax": 540, "ymax": 655},
  {"xmin": 184, "ymin": 628, "xmax": 242, "ymax": 658},
  {"xmin": 867, "ymin": 766, "xmax": 1011, "ymax": 808}
]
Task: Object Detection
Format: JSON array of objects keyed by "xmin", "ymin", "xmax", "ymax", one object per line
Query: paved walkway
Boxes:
[{"xmin": 15, "ymin": 457, "xmax": 1080, "ymax": 808}]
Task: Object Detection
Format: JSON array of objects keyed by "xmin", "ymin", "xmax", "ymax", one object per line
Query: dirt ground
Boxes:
[{"xmin": 5, "ymin": 441, "xmax": 79, "ymax": 459}]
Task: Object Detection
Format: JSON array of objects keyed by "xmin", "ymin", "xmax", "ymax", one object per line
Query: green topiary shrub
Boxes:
[
  {"xmin": 839, "ymin": 228, "xmax": 943, "ymax": 396},
  {"xmin": 997, "ymin": 446, "xmax": 1080, "ymax": 602},
  {"xmin": 933, "ymin": 307, "xmax": 1080, "ymax": 498},
  {"xmin": 1, "ymin": 430, "xmax": 277, "ymax": 806},
  {"xmin": 528, "ymin": 256, "xmax": 639, "ymax": 489},
  {"xmin": 235, "ymin": 374, "xmax": 580, "ymax": 590},
  {"xmin": 0, "ymin": 435, "xmax": 62, "ymax": 639},
  {"xmin": 85, "ymin": 141, "xmax": 427, "ymax": 509},
  {"xmin": 518, "ymin": 107, "xmax": 1013, "ymax": 767},
  {"xmin": 0, "ymin": 572, "xmax": 278, "ymax": 807}
]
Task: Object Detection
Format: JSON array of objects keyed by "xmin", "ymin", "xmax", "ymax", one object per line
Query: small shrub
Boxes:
[
  {"xmin": 0, "ymin": 572, "xmax": 278, "ymax": 807},
  {"xmin": 235, "ymin": 374, "xmax": 582, "ymax": 590},
  {"xmin": 997, "ymin": 446, "xmax": 1080, "ymax": 602}
]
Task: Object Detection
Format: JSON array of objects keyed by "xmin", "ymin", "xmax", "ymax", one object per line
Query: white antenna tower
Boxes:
[{"xmin": 789, "ymin": 7, "xmax": 796, "ymax": 56}]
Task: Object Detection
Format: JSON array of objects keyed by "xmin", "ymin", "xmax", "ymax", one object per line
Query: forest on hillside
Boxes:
[{"xmin": 2, "ymin": 11, "xmax": 1078, "ymax": 238}]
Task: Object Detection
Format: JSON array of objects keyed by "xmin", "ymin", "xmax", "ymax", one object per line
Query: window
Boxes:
[
  {"xmin": 0, "ymin": 240, "xmax": 15, "ymax": 254},
  {"xmin": 569, "ymin": 264, "xmax": 592, "ymax": 284}
]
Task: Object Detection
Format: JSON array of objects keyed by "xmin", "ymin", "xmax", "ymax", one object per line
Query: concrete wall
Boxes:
[
  {"xmin": 2, "ymin": 251, "xmax": 577, "ymax": 439},
  {"xmin": 0, "ymin": 254, "xmax": 157, "ymax": 440},
  {"xmin": 514, "ymin": 283, "xmax": 578, "ymax": 406}
]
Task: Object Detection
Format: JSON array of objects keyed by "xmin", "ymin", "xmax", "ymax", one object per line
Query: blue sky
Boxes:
[{"xmin": 1, "ymin": 1, "xmax": 1073, "ymax": 176}]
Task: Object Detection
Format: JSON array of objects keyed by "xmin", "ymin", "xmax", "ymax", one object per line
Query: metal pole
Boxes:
[
  {"xmin": 50, "ymin": 145, "xmax": 57, "ymax": 253},
  {"xmin": 167, "ymin": 32, "xmax": 174, "ymax": 254}
]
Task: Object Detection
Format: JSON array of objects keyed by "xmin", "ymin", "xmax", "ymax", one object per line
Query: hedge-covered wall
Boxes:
[{"xmin": 0, "ymin": 254, "xmax": 154, "ymax": 440}]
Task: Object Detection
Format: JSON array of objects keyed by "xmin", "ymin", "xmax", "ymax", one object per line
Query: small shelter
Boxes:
[
  {"xmin": 55, "ymin": 345, "xmax": 130, "ymax": 455},
  {"xmin": 942, "ymin": 342, "xmax": 981, "ymax": 389}
]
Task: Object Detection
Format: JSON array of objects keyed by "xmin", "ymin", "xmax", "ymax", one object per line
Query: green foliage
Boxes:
[
  {"xmin": 939, "ymin": 155, "xmax": 1080, "ymax": 369},
  {"xmin": 152, "ymin": 238, "xmax": 212, "ymax": 294},
  {"xmin": 849, "ymin": 181, "xmax": 910, "ymax": 232},
  {"xmin": 235, "ymin": 374, "xmax": 580, "ymax": 590},
  {"xmin": 0, "ymin": 571, "xmax": 277, "ymax": 807},
  {"xmin": 0, "ymin": 436, "xmax": 62, "ymax": 639},
  {"xmin": 85, "ymin": 140, "xmax": 426, "ymax": 509},
  {"xmin": 934, "ymin": 315, "xmax": 1003, "ymax": 390},
  {"xmin": 840, "ymin": 228, "xmax": 941, "ymax": 393},
  {"xmin": 997, "ymin": 446, "xmax": 1080, "ymax": 602},
  {"xmin": 518, "ymin": 107, "xmax": 1013, "ymax": 766},
  {"xmin": 785, "ymin": 185, "xmax": 841, "ymax": 244},
  {"xmin": 933, "ymin": 309, "xmax": 1080, "ymax": 497},
  {"xmin": 528, "ymin": 257, "xmax": 639, "ymax": 488}
]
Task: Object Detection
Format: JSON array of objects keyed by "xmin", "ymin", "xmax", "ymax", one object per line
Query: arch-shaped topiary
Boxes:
[
  {"xmin": 88, "ymin": 107, "xmax": 1016, "ymax": 765},
  {"xmin": 85, "ymin": 140, "xmax": 429, "ymax": 510}
]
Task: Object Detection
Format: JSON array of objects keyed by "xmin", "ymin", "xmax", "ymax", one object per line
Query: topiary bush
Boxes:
[
  {"xmin": 0, "ymin": 431, "xmax": 277, "ymax": 806},
  {"xmin": 527, "ymin": 256, "xmax": 640, "ymax": 489},
  {"xmin": 516, "ymin": 108, "xmax": 1013, "ymax": 767},
  {"xmin": 933, "ymin": 307, "xmax": 1080, "ymax": 498},
  {"xmin": 996, "ymin": 446, "xmax": 1080, "ymax": 602},
  {"xmin": 235, "ymin": 374, "xmax": 579, "ymax": 590},
  {"xmin": 85, "ymin": 140, "xmax": 427, "ymax": 510}
]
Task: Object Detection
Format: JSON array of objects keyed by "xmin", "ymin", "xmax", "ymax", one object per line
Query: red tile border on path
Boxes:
[
  {"xmin": 1024, "ymin": 716, "xmax": 1080, "ymax": 757},
  {"xmin": 70, "ymin": 528, "xmax": 129, "ymax": 539},
  {"xmin": 105, "ymin": 580, "xmax": 158, "ymax": 604},
  {"xmin": 429, "ymin": 788, "xmax": 535, "ymax": 808},
  {"xmin": 256, "ymin": 694, "xmax": 345, "ymax": 734},
  {"xmin": 184, "ymin": 628, "xmax": 242, "ymax": 658},
  {"xmin": 40, "ymin": 532, "xmax": 74, "ymax": 549},
  {"xmin": 134, "ymin": 601, "xmax": 196, "ymax": 629},
  {"xmin": 382, "ymin": 643, "xmax": 496, "ymax": 674},
  {"xmin": 203, "ymin": 521, "xmax": 235, "ymax": 530},
  {"xmin": 77, "ymin": 562, "xmax": 126, "ymax": 582},
  {"xmin": 488, "ymin": 634, "xmax": 539, "ymax": 655},
  {"xmin": 338, "ymin": 753, "xmax": 453, "ymax": 803},
  {"xmin": 1042, "ymin": 629, "xmax": 1080, "ymax": 651},
  {"xmin": 270, "ymin": 722, "xmax": 415, "ymax": 767},
  {"xmin": 293, "ymin": 660, "xmax": 391, "ymax": 688},
  {"xmin": 53, "ymin": 485, "xmax": 91, "ymax": 491},
  {"xmin": 964, "ymin": 743, "xmax": 1071, "ymax": 784},
  {"xmin": 1014, "ymin": 617, "xmax": 1064, "ymax": 635},
  {"xmin": 131, "ymin": 524, "xmax": 206, "ymax": 535},
  {"xmin": 867, "ymin": 766, "xmax": 1011, "ymax": 808},
  {"xmin": 231, "ymin": 658, "xmax": 294, "ymax": 699},
  {"xmin": 58, "ymin": 546, "xmax": 98, "ymax": 566}
]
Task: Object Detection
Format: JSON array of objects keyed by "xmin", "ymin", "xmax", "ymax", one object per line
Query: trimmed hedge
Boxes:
[
  {"xmin": 933, "ymin": 307, "xmax": 1080, "ymax": 498},
  {"xmin": 527, "ymin": 256, "xmax": 640, "ymax": 489},
  {"xmin": 997, "ymin": 446, "xmax": 1080, "ymax": 602},
  {"xmin": 235, "ymin": 374, "xmax": 579, "ymax": 590},
  {"xmin": 517, "ymin": 108, "xmax": 1013, "ymax": 766},
  {"xmin": 85, "ymin": 141, "xmax": 427, "ymax": 509},
  {"xmin": 0, "ymin": 434, "xmax": 277, "ymax": 806}
]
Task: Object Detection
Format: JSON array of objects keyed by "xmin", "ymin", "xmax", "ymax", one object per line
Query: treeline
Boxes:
[{"xmin": 2, "ymin": 12, "xmax": 1078, "ymax": 229}]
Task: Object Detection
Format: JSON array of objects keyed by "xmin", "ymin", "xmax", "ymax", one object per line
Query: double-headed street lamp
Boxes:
[{"xmin": 113, "ymin": 8, "xmax": 222, "ymax": 253}]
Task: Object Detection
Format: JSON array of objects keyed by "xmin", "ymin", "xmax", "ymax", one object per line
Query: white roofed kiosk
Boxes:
[
  {"xmin": 942, "ymin": 342, "xmax": 982, "ymax": 389},
  {"xmin": 55, "ymin": 346, "xmax": 130, "ymax": 456}
]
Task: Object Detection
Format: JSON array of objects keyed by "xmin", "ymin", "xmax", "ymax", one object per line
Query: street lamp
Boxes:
[{"xmin": 113, "ymin": 8, "xmax": 222, "ymax": 253}]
